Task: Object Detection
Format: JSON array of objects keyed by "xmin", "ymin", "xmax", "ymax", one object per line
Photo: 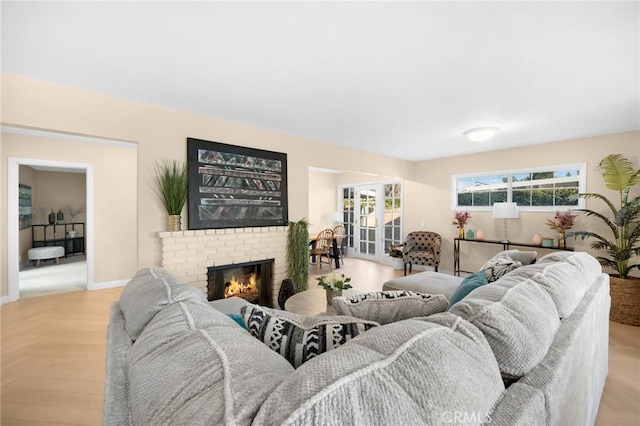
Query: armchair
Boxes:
[{"xmin": 402, "ymin": 231, "xmax": 441, "ymax": 276}]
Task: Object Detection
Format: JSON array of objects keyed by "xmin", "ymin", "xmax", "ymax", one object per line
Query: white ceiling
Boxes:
[{"xmin": 2, "ymin": 1, "xmax": 639, "ymax": 161}]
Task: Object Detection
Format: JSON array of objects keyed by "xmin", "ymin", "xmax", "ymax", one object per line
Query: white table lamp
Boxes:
[{"xmin": 493, "ymin": 202, "xmax": 519, "ymax": 243}]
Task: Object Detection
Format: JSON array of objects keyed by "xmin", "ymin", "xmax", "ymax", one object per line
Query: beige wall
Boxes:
[
  {"xmin": 2, "ymin": 73, "xmax": 638, "ymax": 298},
  {"xmin": 308, "ymin": 170, "xmax": 338, "ymax": 234},
  {"xmin": 1, "ymin": 132, "xmax": 138, "ymax": 290},
  {"xmin": 0, "ymin": 73, "xmax": 411, "ymax": 297},
  {"xmin": 406, "ymin": 132, "xmax": 640, "ymax": 274}
]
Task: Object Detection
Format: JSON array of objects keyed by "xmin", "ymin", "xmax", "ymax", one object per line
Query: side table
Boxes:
[{"xmin": 284, "ymin": 288, "xmax": 363, "ymax": 316}]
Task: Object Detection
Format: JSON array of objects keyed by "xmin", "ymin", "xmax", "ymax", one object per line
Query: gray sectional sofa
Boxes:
[{"xmin": 104, "ymin": 251, "xmax": 610, "ymax": 425}]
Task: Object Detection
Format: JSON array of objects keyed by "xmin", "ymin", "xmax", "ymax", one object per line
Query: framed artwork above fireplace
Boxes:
[{"xmin": 187, "ymin": 138, "xmax": 288, "ymax": 229}]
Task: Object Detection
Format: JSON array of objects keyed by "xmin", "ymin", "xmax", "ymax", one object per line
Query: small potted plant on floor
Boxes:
[
  {"xmin": 568, "ymin": 153, "xmax": 640, "ymax": 326},
  {"xmin": 317, "ymin": 273, "xmax": 352, "ymax": 304},
  {"xmin": 388, "ymin": 243, "xmax": 404, "ymax": 270}
]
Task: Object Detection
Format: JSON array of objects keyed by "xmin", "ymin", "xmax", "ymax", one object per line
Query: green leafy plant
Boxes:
[
  {"xmin": 286, "ymin": 218, "xmax": 310, "ymax": 293},
  {"xmin": 153, "ymin": 160, "xmax": 188, "ymax": 215},
  {"xmin": 388, "ymin": 243, "xmax": 403, "ymax": 258},
  {"xmin": 568, "ymin": 154, "xmax": 640, "ymax": 278},
  {"xmin": 316, "ymin": 273, "xmax": 352, "ymax": 291}
]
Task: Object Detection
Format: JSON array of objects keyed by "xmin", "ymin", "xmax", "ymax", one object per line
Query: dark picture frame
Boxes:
[
  {"xmin": 187, "ymin": 138, "xmax": 288, "ymax": 229},
  {"xmin": 19, "ymin": 184, "xmax": 32, "ymax": 230}
]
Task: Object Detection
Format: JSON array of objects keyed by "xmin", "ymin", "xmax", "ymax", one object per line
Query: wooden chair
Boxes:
[
  {"xmin": 332, "ymin": 224, "xmax": 346, "ymax": 266},
  {"xmin": 310, "ymin": 229, "xmax": 334, "ymax": 273}
]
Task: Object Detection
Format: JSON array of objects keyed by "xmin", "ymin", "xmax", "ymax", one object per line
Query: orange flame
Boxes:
[{"xmin": 225, "ymin": 273, "xmax": 258, "ymax": 298}]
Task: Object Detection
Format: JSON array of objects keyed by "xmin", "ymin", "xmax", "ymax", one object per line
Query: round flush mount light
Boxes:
[{"xmin": 463, "ymin": 127, "xmax": 499, "ymax": 142}]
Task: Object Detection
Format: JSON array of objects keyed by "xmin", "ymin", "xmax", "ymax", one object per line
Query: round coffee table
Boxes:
[{"xmin": 284, "ymin": 288, "xmax": 363, "ymax": 316}]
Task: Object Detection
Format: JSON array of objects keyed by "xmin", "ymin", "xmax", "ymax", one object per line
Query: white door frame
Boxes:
[{"xmin": 7, "ymin": 157, "xmax": 94, "ymax": 302}]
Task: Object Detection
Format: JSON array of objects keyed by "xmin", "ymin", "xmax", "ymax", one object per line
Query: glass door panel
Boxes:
[{"xmin": 357, "ymin": 186, "xmax": 377, "ymax": 259}]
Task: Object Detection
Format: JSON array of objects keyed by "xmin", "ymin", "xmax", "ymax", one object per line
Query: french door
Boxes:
[
  {"xmin": 339, "ymin": 182, "xmax": 402, "ymax": 263},
  {"xmin": 356, "ymin": 186, "xmax": 378, "ymax": 260}
]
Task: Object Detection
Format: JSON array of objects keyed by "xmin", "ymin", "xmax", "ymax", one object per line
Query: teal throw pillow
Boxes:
[
  {"xmin": 227, "ymin": 313, "xmax": 247, "ymax": 329},
  {"xmin": 448, "ymin": 271, "xmax": 489, "ymax": 308}
]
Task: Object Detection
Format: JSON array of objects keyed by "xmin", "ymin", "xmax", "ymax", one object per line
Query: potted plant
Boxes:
[
  {"xmin": 568, "ymin": 153, "xmax": 640, "ymax": 326},
  {"xmin": 286, "ymin": 218, "xmax": 311, "ymax": 293},
  {"xmin": 452, "ymin": 210, "xmax": 471, "ymax": 239},
  {"xmin": 153, "ymin": 159, "xmax": 188, "ymax": 232},
  {"xmin": 317, "ymin": 273, "xmax": 352, "ymax": 304}
]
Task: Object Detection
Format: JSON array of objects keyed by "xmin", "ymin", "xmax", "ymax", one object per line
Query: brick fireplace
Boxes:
[{"xmin": 158, "ymin": 226, "xmax": 287, "ymax": 307}]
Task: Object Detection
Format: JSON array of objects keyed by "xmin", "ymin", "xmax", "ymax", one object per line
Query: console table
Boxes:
[
  {"xmin": 454, "ymin": 238, "xmax": 574, "ymax": 276},
  {"xmin": 31, "ymin": 223, "xmax": 85, "ymax": 257}
]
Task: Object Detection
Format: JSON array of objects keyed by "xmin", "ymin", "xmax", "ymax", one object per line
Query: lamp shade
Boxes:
[{"xmin": 492, "ymin": 202, "xmax": 519, "ymax": 219}]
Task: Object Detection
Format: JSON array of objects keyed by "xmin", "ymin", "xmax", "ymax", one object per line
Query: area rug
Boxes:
[{"xmin": 19, "ymin": 257, "xmax": 87, "ymax": 298}]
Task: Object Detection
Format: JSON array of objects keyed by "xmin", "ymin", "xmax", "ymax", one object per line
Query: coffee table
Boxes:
[{"xmin": 284, "ymin": 288, "xmax": 364, "ymax": 316}]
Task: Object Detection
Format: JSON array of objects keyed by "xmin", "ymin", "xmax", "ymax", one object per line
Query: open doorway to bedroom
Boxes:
[{"xmin": 18, "ymin": 165, "xmax": 88, "ymax": 298}]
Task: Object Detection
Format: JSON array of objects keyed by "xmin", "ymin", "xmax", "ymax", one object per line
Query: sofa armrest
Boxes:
[{"xmin": 103, "ymin": 302, "xmax": 133, "ymax": 426}]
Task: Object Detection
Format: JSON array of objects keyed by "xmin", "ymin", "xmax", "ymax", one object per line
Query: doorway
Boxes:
[
  {"xmin": 339, "ymin": 181, "xmax": 402, "ymax": 263},
  {"xmin": 7, "ymin": 158, "xmax": 94, "ymax": 302}
]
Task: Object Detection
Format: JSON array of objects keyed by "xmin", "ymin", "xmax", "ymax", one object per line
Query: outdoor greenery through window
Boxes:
[
  {"xmin": 452, "ymin": 163, "xmax": 586, "ymax": 211},
  {"xmin": 383, "ymin": 183, "xmax": 402, "ymax": 255}
]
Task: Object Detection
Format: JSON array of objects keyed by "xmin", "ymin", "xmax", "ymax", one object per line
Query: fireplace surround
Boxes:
[{"xmin": 159, "ymin": 227, "xmax": 287, "ymax": 308}]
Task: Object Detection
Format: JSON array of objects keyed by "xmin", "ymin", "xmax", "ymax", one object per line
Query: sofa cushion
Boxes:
[
  {"xmin": 382, "ymin": 271, "xmax": 464, "ymax": 301},
  {"xmin": 119, "ymin": 268, "xmax": 206, "ymax": 340},
  {"xmin": 128, "ymin": 299, "xmax": 294, "ymax": 425},
  {"xmin": 253, "ymin": 312, "xmax": 505, "ymax": 425},
  {"xmin": 499, "ymin": 252, "xmax": 602, "ymax": 318},
  {"xmin": 448, "ymin": 277, "xmax": 560, "ymax": 378},
  {"xmin": 447, "ymin": 271, "xmax": 489, "ymax": 308},
  {"xmin": 499, "ymin": 249, "xmax": 538, "ymax": 265},
  {"xmin": 241, "ymin": 304, "xmax": 379, "ymax": 368},
  {"xmin": 481, "ymin": 257, "xmax": 523, "ymax": 282},
  {"xmin": 332, "ymin": 290, "xmax": 448, "ymax": 324}
]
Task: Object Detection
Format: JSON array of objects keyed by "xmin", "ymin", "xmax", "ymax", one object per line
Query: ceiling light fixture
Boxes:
[{"xmin": 463, "ymin": 127, "xmax": 499, "ymax": 142}]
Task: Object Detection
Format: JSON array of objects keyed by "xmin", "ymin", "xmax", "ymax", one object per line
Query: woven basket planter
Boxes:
[{"xmin": 609, "ymin": 276, "xmax": 640, "ymax": 326}]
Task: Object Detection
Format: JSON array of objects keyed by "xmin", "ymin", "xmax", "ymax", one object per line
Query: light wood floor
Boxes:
[{"xmin": 1, "ymin": 259, "xmax": 638, "ymax": 425}]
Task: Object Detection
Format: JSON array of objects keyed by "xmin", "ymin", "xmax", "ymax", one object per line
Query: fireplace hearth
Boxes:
[{"xmin": 207, "ymin": 259, "xmax": 274, "ymax": 306}]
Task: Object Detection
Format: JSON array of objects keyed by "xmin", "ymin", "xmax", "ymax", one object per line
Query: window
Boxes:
[{"xmin": 452, "ymin": 163, "xmax": 586, "ymax": 211}]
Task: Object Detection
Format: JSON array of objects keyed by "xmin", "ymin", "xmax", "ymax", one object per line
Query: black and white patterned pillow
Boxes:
[
  {"xmin": 332, "ymin": 290, "xmax": 448, "ymax": 325},
  {"xmin": 482, "ymin": 258, "xmax": 523, "ymax": 282},
  {"xmin": 240, "ymin": 305, "xmax": 378, "ymax": 368}
]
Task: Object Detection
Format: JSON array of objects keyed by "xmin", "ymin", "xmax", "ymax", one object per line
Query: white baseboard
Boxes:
[
  {"xmin": 0, "ymin": 295, "xmax": 10, "ymax": 305},
  {"xmin": 88, "ymin": 279, "xmax": 128, "ymax": 291}
]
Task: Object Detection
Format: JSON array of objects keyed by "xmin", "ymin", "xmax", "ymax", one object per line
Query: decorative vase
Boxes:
[
  {"xmin": 609, "ymin": 276, "xmax": 640, "ymax": 326},
  {"xmin": 458, "ymin": 227, "xmax": 465, "ymax": 239},
  {"xmin": 532, "ymin": 233, "xmax": 542, "ymax": 245},
  {"xmin": 465, "ymin": 229, "xmax": 475, "ymax": 240},
  {"xmin": 390, "ymin": 256, "xmax": 404, "ymax": 270},
  {"xmin": 476, "ymin": 230, "xmax": 484, "ymax": 240},
  {"xmin": 56, "ymin": 209, "xmax": 64, "ymax": 224},
  {"xmin": 557, "ymin": 231, "xmax": 566, "ymax": 248},
  {"xmin": 325, "ymin": 289, "xmax": 342, "ymax": 304},
  {"xmin": 167, "ymin": 214, "xmax": 182, "ymax": 232},
  {"xmin": 48, "ymin": 210, "xmax": 56, "ymax": 225}
]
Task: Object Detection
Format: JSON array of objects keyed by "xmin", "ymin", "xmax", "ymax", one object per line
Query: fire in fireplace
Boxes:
[{"xmin": 207, "ymin": 259, "xmax": 274, "ymax": 306}]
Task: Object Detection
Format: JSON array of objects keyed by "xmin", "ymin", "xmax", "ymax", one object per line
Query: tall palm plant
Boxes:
[
  {"xmin": 568, "ymin": 154, "xmax": 640, "ymax": 278},
  {"xmin": 153, "ymin": 160, "xmax": 188, "ymax": 230}
]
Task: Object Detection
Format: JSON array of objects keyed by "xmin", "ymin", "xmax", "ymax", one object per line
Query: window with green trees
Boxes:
[{"xmin": 452, "ymin": 163, "xmax": 586, "ymax": 211}]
